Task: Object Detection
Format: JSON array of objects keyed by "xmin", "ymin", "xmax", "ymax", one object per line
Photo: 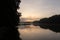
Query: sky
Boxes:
[{"xmin": 18, "ymin": 0, "xmax": 60, "ymax": 19}]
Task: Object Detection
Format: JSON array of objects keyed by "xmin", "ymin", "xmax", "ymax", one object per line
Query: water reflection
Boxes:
[
  {"xmin": 33, "ymin": 23, "xmax": 60, "ymax": 33},
  {"xmin": 18, "ymin": 25, "xmax": 60, "ymax": 40}
]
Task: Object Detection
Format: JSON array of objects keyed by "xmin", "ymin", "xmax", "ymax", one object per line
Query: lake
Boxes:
[{"xmin": 18, "ymin": 25, "xmax": 60, "ymax": 40}]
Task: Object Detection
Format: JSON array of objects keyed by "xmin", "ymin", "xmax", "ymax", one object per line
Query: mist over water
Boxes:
[{"xmin": 18, "ymin": 25, "xmax": 60, "ymax": 40}]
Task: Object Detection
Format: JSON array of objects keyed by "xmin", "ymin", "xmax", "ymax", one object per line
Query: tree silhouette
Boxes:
[
  {"xmin": 33, "ymin": 15, "xmax": 60, "ymax": 33},
  {"xmin": 0, "ymin": 0, "xmax": 21, "ymax": 40}
]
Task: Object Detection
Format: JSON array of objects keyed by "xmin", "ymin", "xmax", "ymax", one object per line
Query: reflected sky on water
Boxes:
[{"xmin": 18, "ymin": 25, "xmax": 60, "ymax": 40}]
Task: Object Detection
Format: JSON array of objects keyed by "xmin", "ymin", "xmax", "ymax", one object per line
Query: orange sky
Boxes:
[{"xmin": 18, "ymin": 0, "xmax": 60, "ymax": 21}]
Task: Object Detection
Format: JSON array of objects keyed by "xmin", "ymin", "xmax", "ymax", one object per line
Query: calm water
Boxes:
[{"xmin": 18, "ymin": 25, "xmax": 60, "ymax": 40}]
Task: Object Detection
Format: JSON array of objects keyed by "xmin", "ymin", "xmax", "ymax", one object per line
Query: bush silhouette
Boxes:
[{"xmin": 0, "ymin": 0, "xmax": 21, "ymax": 40}]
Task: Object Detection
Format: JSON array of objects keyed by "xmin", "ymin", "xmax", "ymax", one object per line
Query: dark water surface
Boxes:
[{"xmin": 18, "ymin": 25, "xmax": 60, "ymax": 40}]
